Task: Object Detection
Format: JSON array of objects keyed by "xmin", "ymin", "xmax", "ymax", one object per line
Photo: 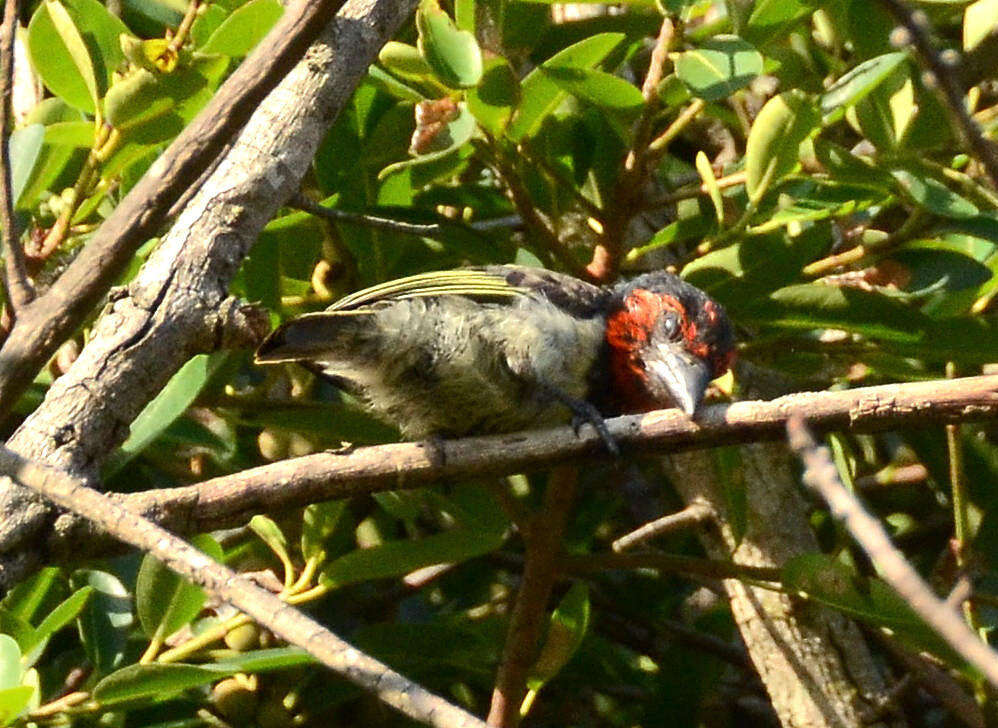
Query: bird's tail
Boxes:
[{"xmin": 254, "ymin": 310, "xmax": 378, "ymax": 364}]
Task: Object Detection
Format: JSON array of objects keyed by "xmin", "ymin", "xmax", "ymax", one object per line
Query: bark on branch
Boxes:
[
  {"xmin": 0, "ymin": 0, "xmax": 419, "ymax": 592},
  {"xmin": 0, "ymin": 0, "xmax": 347, "ymax": 414},
  {"xmin": 40, "ymin": 373, "xmax": 998, "ymax": 564}
]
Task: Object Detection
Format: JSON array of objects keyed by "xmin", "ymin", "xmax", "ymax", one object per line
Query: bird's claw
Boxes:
[{"xmin": 569, "ymin": 401, "xmax": 620, "ymax": 456}]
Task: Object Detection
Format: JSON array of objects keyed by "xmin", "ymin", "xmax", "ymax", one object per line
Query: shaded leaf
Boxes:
[
  {"xmin": 783, "ymin": 554, "xmax": 967, "ymax": 672},
  {"xmin": 675, "ymin": 35, "xmax": 763, "ymax": 102},
  {"xmin": 890, "ymin": 167, "xmax": 979, "ymax": 219},
  {"xmin": 105, "ymin": 353, "xmax": 230, "ymax": 477},
  {"xmin": 820, "ymin": 51, "xmax": 908, "ymax": 122},
  {"xmin": 200, "ymin": 0, "xmax": 283, "ymax": 57},
  {"xmin": 508, "ymin": 32, "xmax": 624, "ymax": 140},
  {"xmin": 135, "ymin": 534, "xmax": 222, "ymax": 641},
  {"xmin": 745, "ymin": 90, "xmax": 820, "ymax": 202},
  {"xmin": 71, "ymin": 569, "xmax": 133, "ymax": 675},
  {"xmin": 467, "ymin": 55, "xmax": 520, "ymax": 135},
  {"xmin": 27, "ymin": 0, "xmax": 99, "ymax": 112},
  {"xmin": 416, "ymin": 0, "xmax": 483, "ymax": 89}
]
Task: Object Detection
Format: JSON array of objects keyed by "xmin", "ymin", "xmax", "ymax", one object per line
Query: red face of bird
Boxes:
[{"xmin": 605, "ymin": 278, "xmax": 735, "ymax": 415}]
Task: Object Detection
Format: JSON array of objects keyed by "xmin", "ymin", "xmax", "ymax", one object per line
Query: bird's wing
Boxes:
[{"xmin": 327, "ymin": 265, "xmax": 607, "ymax": 316}]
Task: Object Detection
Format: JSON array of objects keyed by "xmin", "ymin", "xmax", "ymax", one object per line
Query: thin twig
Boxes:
[
  {"xmin": 786, "ymin": 415, "xmax": 998, "ymax": 689},
  {"xmin": 487, "ymin": 464, "xmax": 578, "ymax": 727},
  {"xmin": 561, "ymin": 552, "xmax": 782, "ymax": 583},
  {"xmin": 0, "ymin": 0, "xmax": 33, "ymax": 312},
  {"xmin": 878, "ymin": 0, "xmax": 998, "ymax": 188},
  {"xmin": 611, "ymin": 499, "xmax": 713, "ymax": 552},
  {"xmin": 290, "ymin": 195, "xmax": 521, "ymax": 238},
  {"xmin": 588, "ymin": 14, "xmax": 678, "ymax": 282},
  {"xmin": 0, "ymin": 445, "xmax": 486, "ymax": 728}
]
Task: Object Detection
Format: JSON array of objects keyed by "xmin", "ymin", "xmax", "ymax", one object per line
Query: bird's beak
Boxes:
[{"xmin": 645, "ymin": 344, "xmax": 712, "ymax": 416}]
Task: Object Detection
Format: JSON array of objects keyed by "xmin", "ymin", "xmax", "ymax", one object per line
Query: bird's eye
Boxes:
[{"xmin": 660, "ymin": 314, "xmax": 681, "ymax": 341}]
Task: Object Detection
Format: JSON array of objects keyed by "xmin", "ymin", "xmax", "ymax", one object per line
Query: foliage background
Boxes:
[{"xmin": 4, "ymin": 0, "xmax": 998, "ymax": 725}]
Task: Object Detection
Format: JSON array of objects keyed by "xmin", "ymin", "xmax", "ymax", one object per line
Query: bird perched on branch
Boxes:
[{"xmin": 255, "ymin": 266, "xmax": 735, "ymax": 452}]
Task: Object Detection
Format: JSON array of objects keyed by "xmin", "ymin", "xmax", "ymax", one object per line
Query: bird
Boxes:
[{"xmin": 254, "ymin": 266, "xmax": 735, "ymax": 452}]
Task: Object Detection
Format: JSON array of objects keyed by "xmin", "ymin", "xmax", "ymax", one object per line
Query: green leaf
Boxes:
[
  {"xmin": 853, "ymin": 66, "xmax": 916, "ymax": 150},
  {"xmin": 8, "ymin": 125, "xmax": 44, "ymax": 207},
  {"xmin": 105, "ymin": 353, "xmax": 229, "ymax": 477},
  {"xmin": 0, "ymin": 686, "xmax": 33, "ymax": 727},
  {"xmin": 302, "ymin": 500, "xmax": 350, "ymax": 561},
  {"xmin": 27, "ymin": 0, "xmax": 100, "ymax": 113},
  {"xmin": 104, "ymin": 54, "xmax": 228, "ymax": 142},
  {"xmin": 249, "ymin": 515, "xmax": 291, "ymax": 568},
  {"xmin": 508, "ymin": 32, "xmax": 625, "ymax": 141},
  {"xmin": 200, "ymin": 0, "xmax": 283, "ymax": 57},
  {"xmin": 135, "ymin": 534, "xmax": 222, "ymax": 641},
  {"xmin": 378, "ymin": 41, "xmax": 436, "ymax": 84},
  {"xmin": 467, "ymin": 56, "xmax": 520, "ymax": 136},
  {"xmin": 674, "ymin": 35, "xmax": 763, "ymax": 102},
  {"xmin": 321, "ymin": 522, "xmax": 506, "ymax": 589},
  {"xmin": 0, "ymin": 611, "xmax": 34, "ymax": 654},
  {"xmin": 20, "ymin": 586, "xmax": 93, "ymax": 665},
  {"xmin": 1, "ymin": 568, "xmax": 62, "ymax": 624},
  {"xmin": 820, "ymin": 51, "xmax": 908, "ymax": 122},
  {"xmin": 208, "ymin": 646, "xmax": 315, "ymax": 673},
  {"xmin": 0, "ymin": 636, "xmax": 19, "ymax": 690},
  {"xmin": 526, "ymin": 583, "xmax": 590, "ymax": 692},
  {"xmin": 743, "ymin": 283, "xmax": 928, "ymax": 342},
  {"xmin": 191, "ymin": 4, "xmax": 227, "ymax": 47},
  {"xmin": 416, "ymin": 0, "xmax": 483, "ymax": 89},
  {"xmin": 540, "ymin": 66, "xmax": 643, "ymax": 113},
  {"xmin": 890, "ymin": 168, "xmax": 980, "ymax": 219},
  {"xmin": 744, "ymin": 89, "xmax": 820, "ymax": 202},
  {"xmin": 42, "ymin": 121, "xmax": 94, "ymax": 147},
  {"xmin": 744, "ymin": 0, "xmax": 815, "ymax": 47},
  {"xmin": 695, "ymin": 150, "xmax": 723, "ymax": 223},
  {"xmin": 72, "ymin": 569, "xmax": 132, "ymax": 676},
  {"xmin": 93, "ymin": 663, "xmax": 221, "ymax": 706},
  {"xmin": 965, "ymin": 0, "xmax": 998, "ymax": 50},
  {"xmin": 93, "ymin": 648, "xmax": 315, "ymax": 706}
]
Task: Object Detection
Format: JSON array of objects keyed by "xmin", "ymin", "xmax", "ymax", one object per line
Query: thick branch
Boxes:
[
  {"xmin": 0, "ymin": 0, "xmax": 420, "ymax": 591},
  {"xmin": 0, "ymin": 0, "xmax": 346, "ymax": 413},
  {"xmin": 0, "ymin": 446, "xmax": 486, "ymax": 728},
  {"xmin": 41, "ymin": 373, "xmax": 998, "ymax": 564}
]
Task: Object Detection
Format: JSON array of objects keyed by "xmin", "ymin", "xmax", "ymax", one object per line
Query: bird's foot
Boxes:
[{"xmin": 567, "ymin": 400, "xmax": 620, "ymax": 456}]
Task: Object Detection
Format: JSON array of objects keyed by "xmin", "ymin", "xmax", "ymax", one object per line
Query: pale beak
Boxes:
[{"xmin": 645, "ymin": 344, "xmax": 712, "ymax": 416}]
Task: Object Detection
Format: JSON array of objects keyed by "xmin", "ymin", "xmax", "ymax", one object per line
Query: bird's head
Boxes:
[{"xmin": 604, "ymin": 272, "xmax": 735, "ymax": 415}]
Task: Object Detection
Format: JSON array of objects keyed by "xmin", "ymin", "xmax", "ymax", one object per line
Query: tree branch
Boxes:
[
  {"xmin": 0, "ymin": 0, "xmax": 347, "ymax": 414},
  {"xmin": 0, "ymin": 445, "xmax": 486, "ymax": 728},
  {"xmin": 487, "ymin": 464, "xmax": 577, "ymax": 727},
  {"xmin": 37, "ymin": 373, "xmax": 998, "ymax": 566},
  {"xmin": 0, "ymin": 0, "xmax": 420, "ymax": 592}
]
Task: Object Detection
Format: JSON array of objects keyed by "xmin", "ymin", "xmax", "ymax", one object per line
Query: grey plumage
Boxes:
[{"xmin": 256, "ymin": 268, "xmax": 605, "ymax": 437}]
